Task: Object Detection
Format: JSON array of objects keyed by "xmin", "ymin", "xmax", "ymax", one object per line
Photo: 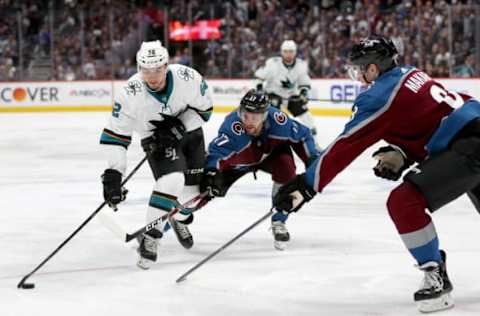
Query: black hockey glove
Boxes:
[
  {"xmin": 273, "ymin": 174, "xmax": 316, "ymax": 213},
  {"xmin": 142, "ymin": 116, "xmax": 186, "ymax": 153},
  {"xmin": 288, "ymin": 93, "xmax": 308, "ymax": 107},
  {"xmin": 200, "ymin": 169, "xmax": 227, "ymax": 197},
  {"xmin": 299, "ymin": 87, "xmax": 309, "ymax": 103},
  {"xmin": 102, "ymin": 169, "xmax": 128, "ymax": 210},
  {"xmin": 287, "ymin": 94, "xmax": 309, "ymax": 116},
  {"xmin": 372, "ymin": 145, "xmax": 413, "ymax": 181},
  {"xmin": 268, "ymin": 93, "xmax": 283, "ymax": 108}
]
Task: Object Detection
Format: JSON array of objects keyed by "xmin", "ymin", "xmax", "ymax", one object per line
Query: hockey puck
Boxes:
[{"xmin": 20, "ymin": 283, "xmax": 35, "ymax": 289}]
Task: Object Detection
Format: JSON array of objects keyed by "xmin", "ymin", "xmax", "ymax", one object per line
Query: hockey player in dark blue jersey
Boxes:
[
  {"xmin": 272, "ymin": 36, "xmax": 480, "ymax": 312},
  {"xmin": 200, "ymin": 89, "xmax": 318, "ymax": 250}
]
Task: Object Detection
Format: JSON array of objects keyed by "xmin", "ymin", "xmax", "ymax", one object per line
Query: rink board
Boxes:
[{"xmin": 0, "ymin": 78, "xmax": 478, "ymax": 115}]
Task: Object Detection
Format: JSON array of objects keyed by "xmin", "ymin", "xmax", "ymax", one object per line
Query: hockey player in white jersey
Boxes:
[
  {"xmin": 99, "ymin": 40, "xmax": 213, "ymax": 269},
  {"xmin": 255, "ymin": 40, "xmax": 319, "ymax": 144}
]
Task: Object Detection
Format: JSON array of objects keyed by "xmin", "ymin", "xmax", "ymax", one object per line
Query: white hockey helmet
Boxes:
[
  {"xmin": 136, "ymin": 40, "xmax": 169, "ymax": 70},
  {"xmin": 280, "ymin": 40, "xmax": 297, "ymax": 52}
]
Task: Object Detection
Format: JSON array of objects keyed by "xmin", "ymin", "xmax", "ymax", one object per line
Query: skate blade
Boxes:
[
  {"xmin": 137, "ymin": 257, "xmax": 154, "ymax": 270},
  {"xmin": 417, "ymin": 293, "xmax": 454, "ymax": 313},
  {"xmin": 169, "ymin": 219, "xmax": 194, "ymax": 249},
  {"xmin": 274, "ymin": 240, "xmax": 287, "ymax": 251},
  {"xmin": 176, "ymin": 236, "xmax": 194, "ymax": 249}
]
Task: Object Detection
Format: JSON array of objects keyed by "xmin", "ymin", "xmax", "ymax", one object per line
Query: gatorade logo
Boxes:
[{"xmin": 0, "ymin": 86, "xmax": 59, "ymax": 103}]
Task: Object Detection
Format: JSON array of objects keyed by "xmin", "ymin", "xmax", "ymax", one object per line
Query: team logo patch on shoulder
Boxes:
[
  {"xmin": 231, "ymin": 121, "xmax": 244, "ymax": 136},
  {"xmin": 274, "ymin": 112, "xmax": 287, "ymax": 125},
  {"xmin": 177, "ymin": 67, "xmax": 194, "ymax": 81},
  {"xmin": 125, "ymin": 80, "xmax": 142, "ymax": 95}
]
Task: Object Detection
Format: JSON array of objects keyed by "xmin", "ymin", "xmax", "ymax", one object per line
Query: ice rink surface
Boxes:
[{"xmin": 1, "ymin": 112, "xmax": 480, "ymax": 316}]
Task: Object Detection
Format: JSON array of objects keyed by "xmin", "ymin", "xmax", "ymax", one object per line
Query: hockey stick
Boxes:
[
  {"xmin": 125, "ymin": 191, "xmax": 209, "ymax": 243},
  {"xmin": 176, "ymin": 207, "xmax": 274, "ymax": 283},
  {"xmin": 96, "ymin": 211, "xmax": 138, "ymax": 246},
  {"xmin": 17, "ymin": 156, "xmax": 148, "ymax": 289}
]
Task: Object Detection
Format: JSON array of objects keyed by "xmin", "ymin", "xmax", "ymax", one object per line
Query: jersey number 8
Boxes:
[{"xmin": 430, "ymin": 85, "xmax": 463, "ymax": 109}]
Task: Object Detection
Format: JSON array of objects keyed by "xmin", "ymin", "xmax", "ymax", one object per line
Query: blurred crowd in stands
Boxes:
[{"xmin": 0, "ymin": 0, "xmax": 478, "ymax": 81}]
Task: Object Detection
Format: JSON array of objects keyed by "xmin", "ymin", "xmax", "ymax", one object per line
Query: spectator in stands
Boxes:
[
  {"xmin": 204, "ymin": 60, "xmax": 222, "ymax": 78},
  {"xmin": 0, "ymin": 0, "xmax": 478, "ymax": 81},
  {"xmin": 453, "ymin": 52, "xmax": 477, "ymax": 78},
  {"xmin": 0, "ymin": 60, "xmax": 6, "ymax": 81},
  {"xmin": 171, "ymin": 47, "xmax": 191, "ymax": 66},
  {"xmin": 38, "ymin": 25, "xmax": 50, "ymax": 57},
  {"xmin": 82, "ymin": 56, "xmax": 96, "ymax": 79}
]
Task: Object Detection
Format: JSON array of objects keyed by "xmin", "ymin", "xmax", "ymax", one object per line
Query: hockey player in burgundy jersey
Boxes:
[
  {"xmin": 200, "ymin": 89, "xmax": 318, "ymax": 250},
  {"xmin": 273, "ymin": 36, "xmax": 480, "ymax": 312}
]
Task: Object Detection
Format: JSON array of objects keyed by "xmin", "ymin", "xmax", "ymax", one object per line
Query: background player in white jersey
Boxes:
[
  {"xmin": 99, "ymin": 40, "xmax": 213, "ymax": 269},
  {"xmin": 255, "ymin": 40, "xmax": 319, "ymax": 145}
]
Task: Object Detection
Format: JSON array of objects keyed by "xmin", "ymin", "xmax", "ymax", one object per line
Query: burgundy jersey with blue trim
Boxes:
[{"xmin": 305, "ymin": 66, "xmax": 478, "ymax": 192}]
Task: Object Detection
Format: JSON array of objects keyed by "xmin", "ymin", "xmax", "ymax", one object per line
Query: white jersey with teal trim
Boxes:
[
  {"xmin": 100, "ymin": 63, "xmax": 213, "ymax": 174},
  {"xmin": 254, "ymin": 56, "xmax": 311, "ymax": 100}
]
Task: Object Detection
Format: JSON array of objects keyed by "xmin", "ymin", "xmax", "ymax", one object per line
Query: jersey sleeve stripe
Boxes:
[
  {"xmin": 310, "ymin": 68, "xmax": 415, "ymax": 191},
  {"xmin": 188, "ymin": 106, "xmax": 213, "ymax": 122},
  {"xmin": 100, "ymin": 128, "xmax": 132, "ymax": 149},
  {"xmin": 342, "ymin": 68, "xmax": 415, "ymax": 137},
  {"xmin": 149, "ymin": 191, "xmax": 177, "ymax": 210},
  {"xmin": 298, "ymin": 85, "xmax": 311, "ymax": 89},
  {"xmin": 212, "ymin": 140, "xmax": 252, "ymax": 170}
]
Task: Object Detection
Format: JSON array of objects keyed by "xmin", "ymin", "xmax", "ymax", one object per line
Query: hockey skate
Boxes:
[
  {"xmin": 271, "ymin": 221, "xmax": 290, "ymax": 251},
  {"xmin": 414, "ymin": 250, "xmax": 454, "ymax": 313},
  {"xmin": 137, "ymin": 234, "xmax": 158, "ymax": 270},
  {"xmin": 169, "ymin": 217, "xmax": 194, "ymax": 249}
]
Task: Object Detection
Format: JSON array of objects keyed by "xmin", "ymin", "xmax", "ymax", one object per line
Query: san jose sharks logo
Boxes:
[
  {"xmin": 148, "ymin": 115, "xmax": 183, "ymax": 141},
  {"xmin": 148, "ymin": 117, "xmax": 166, "ymax": 131},
  {"xmin": 280, "ymin": 77, "xmax": 293, "ymax": 89},
  {"xmin": 124, "ymin": 80, "xmax": 142, "ymax": 95},
  {"xmin": 177, "ymin": 67, "xmax": 194, "ymax": 81}
]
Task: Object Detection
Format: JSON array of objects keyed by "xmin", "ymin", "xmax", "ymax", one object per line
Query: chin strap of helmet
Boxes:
[
  {"xmin": 363, "ymin": 73, "xmax": 373, "ymax": 84},
  {"xmin": 361, "ymin": 64, "xmax": 376, "ymax": 84}
]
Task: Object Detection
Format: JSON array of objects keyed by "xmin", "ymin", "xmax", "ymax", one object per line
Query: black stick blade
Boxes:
[
  {"xmin": 20, "ymin": 283, "xmax": 35, "ymax": 289},
  {"xmin": 176, "ymin": 276, "xmax": 187, "ymax": 283}
]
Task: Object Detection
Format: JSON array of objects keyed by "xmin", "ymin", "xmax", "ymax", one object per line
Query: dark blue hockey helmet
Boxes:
[
  {"xmin": 348, "ymin": 35, "xmax": 398, "ymax": 78},
  {"xmin": 240, "ymin": 89, "xmax": 270, "ymax": 113}
]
